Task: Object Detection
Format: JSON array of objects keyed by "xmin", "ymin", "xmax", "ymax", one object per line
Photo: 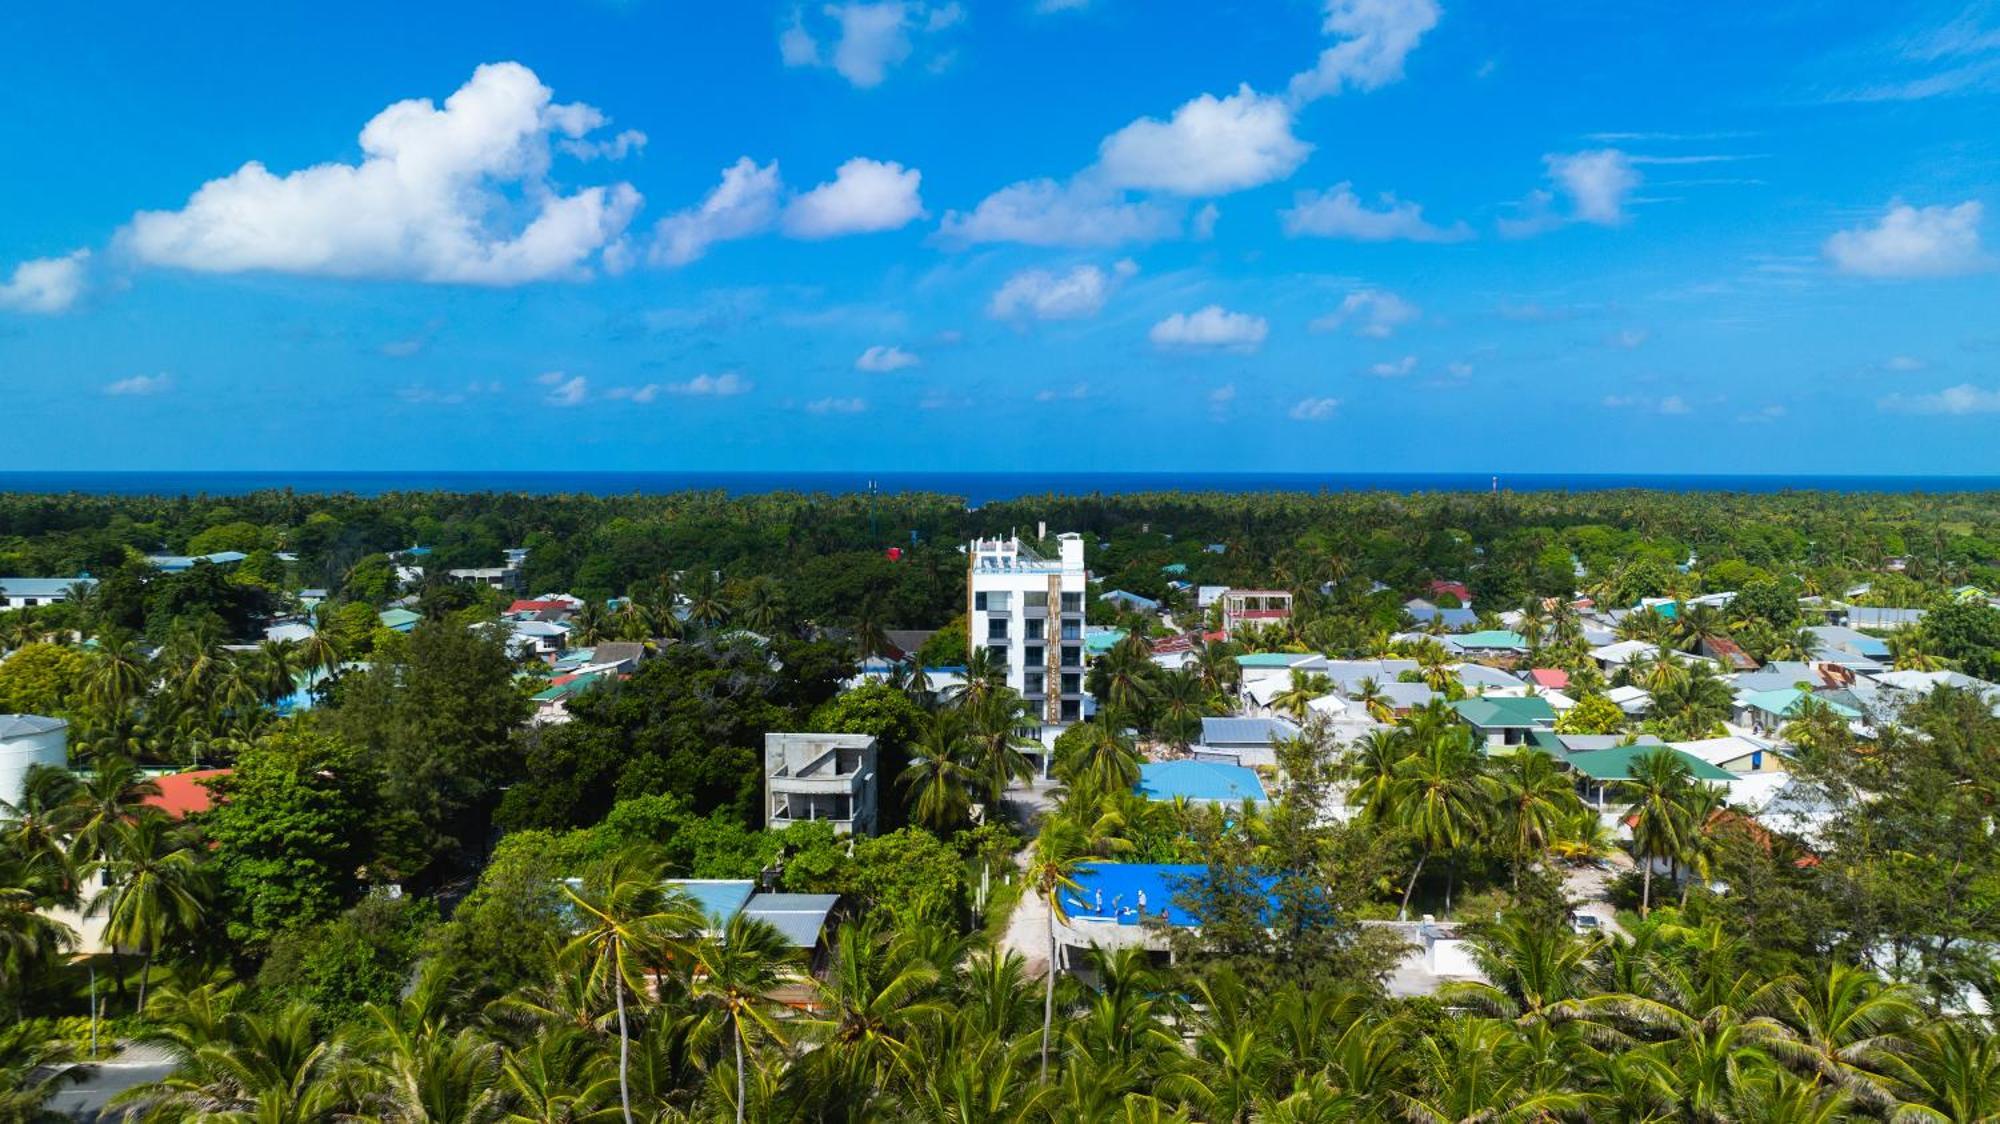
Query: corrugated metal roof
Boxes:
[
  {"xmin": 1135, "ymin": 761, "xmax": 1268, "ymax": 804},
  {"xmin": 1200, "ymin": 716, "xmax": 1301, "ymax": 746},
  {"xmin": 742, "ymin": 893, "xmax": 839, "ymax": 948},
  {"xmin": 0, "ymin": 714, "xmax": 66, "ymax": 738}
]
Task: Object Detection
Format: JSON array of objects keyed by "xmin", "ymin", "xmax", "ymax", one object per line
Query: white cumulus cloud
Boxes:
[
  {"xmin": 1289, "ymin": 396, "xmax": 1342, "ymax": 421},
  {"xmin": 781, "ymin": 2, "xmax": 963, "ymax": 88},
  {"xmin": 668, "ymin": 372, "xmax": 753, "ymax": 397},
  {"xmin": 1366, "ymin": 355, "xmax": 1418, "ymax": 377},
  {"xmin": 1311, "ymin": 288, "xmax": 1420, "ymax": 337},
  {"xmin": 1289, "ymin": 0, "xmax": 1441, "ymax": 102},
  {"xmin": 1824, "ymin": 201, "xmax": 1988, "ymax": 278},
  {"xmin": 123, "ymin": 63, "xmax": 641, "ymax": 285},
  {"xmin": 783, "ymin": 158, "xmax": 924, "ymax": 238},
  {"xmin": 856, "ymin": 344, "xmax": 921, "ymax": 371},
  {"xmin": 104, "ymin": 373, "xmax": 170, "ymax": 396},
  {"xmin": 539, "ymin": 371, "xmax": 589, "ymax": 406},
  {"xmin": 1096, "ymin": 85, "xmax": 1311, "ymax": 196},
  {"xmin": 1150, "ymin": 305, "xmax": 1269, "ymax": 352},
  {"xmin": 1548, "ymin": 149, "xmax": 1640, "ymax": 225},
  {"xmin": 988, "ymin": 260, "xmax": 1137, "ymax": 320},
  {"xmin": 1879, "ymin": 383, "xmax": 2000, "ymax": 414},
  {"xmin": 651, "ymin": 158, "xmax": 783, "ymax": 267},
  {"xmin": 0, "ymin": 249, "xmax": 89, "ymax": 313},
  {"xmin": 1281, "ymin": 183, "xmax": 1469, "ymax": 242}
]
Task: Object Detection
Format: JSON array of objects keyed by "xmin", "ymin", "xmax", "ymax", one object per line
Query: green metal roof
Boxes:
[
  {"xmin": 1450, "ymin": 695, "xmax": 1556, "ymax": 728},
  {"xmin": 378, "ymin": 608, "xmax": 422, "ymax": 631},
  {"xmin": 1562, "ymin": 745, "xmax": 1735, "ymax": 783},
  {"xmin": 1739, "ymin": 688, "xmax": 1862, "ymax": 720}
]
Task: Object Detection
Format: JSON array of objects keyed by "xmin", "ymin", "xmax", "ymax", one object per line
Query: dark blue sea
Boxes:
[{"xmin": 2, "ymin": 471, "xmax": 1998, "ymax": 505}]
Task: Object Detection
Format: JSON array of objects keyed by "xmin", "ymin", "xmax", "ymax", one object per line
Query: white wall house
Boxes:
[
  {"xmin": 0, "ymin": 577, "xmax": 95, "ymax": 610},
  {"xmin": 968, "ymin": 533, "xmax": 1089, "ymax": 728}
]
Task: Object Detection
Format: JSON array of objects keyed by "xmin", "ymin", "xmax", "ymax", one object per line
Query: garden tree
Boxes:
[
  {"xmin": 341, "ymin": 553, "xmax": 401, "ymax": 604},
  {"xmin": 0, "ymin": 642, "xmax": 88, "ymax": 717},
  {"xmin": 961, "ymin": 691, "xmax": 1038, "ymax": 805},
  {"xmin": 914, "ymin": 617, "xmax": 968, "ymax": 668},
  {"xmin": 1270, "ymin": 668, "xmax": 1332, "ymax": 722},
  {"xmin": 1151, "ymin": 667, "xmax": 1225, "ymax": 750},
  {"xmin": 1554, "ymin": 692, "xmax": 1626, "ymax": 735},
  {"xmin": 142, "ymin": 561, "xmax": 276, "ymax": 642},
  {"xmin": 499, "ymin": 636, "xmax": 816, "ymax": 831},
  {"xmin": 205, "ymin": 724, "xmax": 377, "ymax": 946},
  {"xmin": 1731, "ymin": 577, "xmax": 1801, "ymax": 630},
  {"xmin": 324, "ymin": 621, "xmax": 529, "ymax": 876},
  {"xmin": 255, "ymin": 895, "xmax": 435, "ymax": 1030},
  {"xmin": 1920, "ymin": 600, "xmax": 2000, "ymax": 679},
  {"xmin": 1647, "ymin": 660, "xmax": 1735, "ymax": 740}
]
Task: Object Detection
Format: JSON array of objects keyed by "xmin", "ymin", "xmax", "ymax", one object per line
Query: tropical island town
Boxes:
[{"xmin": 3, "ymin": 486, "xmax": 2000, "ymax": 1119}]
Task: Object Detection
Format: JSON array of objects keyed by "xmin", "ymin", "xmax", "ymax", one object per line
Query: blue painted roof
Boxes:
[
  {"xmin": 1135, "ymin": 761, "xmax": 1268, "ymax": 804},
  {"xmin": 1063, "ymin": 862, "xmax": 1279, "ymax": 928},
  {"xmin": 1406, "ymin": 605, "xmax": 1479, "ymax": 628},
  {"xmin": 665, "ymin": 879, "xmax": 756, "ymax": 927}
]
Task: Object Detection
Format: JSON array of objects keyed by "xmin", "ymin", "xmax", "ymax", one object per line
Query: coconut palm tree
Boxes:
[
  {"xmin": 798, "ymin": 918, "xmax": 947, "ymax": 1114},
  {"xmin": 1054, "ymin": 722, "xmax": 1141, "ymax": 798},
  {"xmin": 685, "ymin": 913, "xmax": 795, "ymax": 1124},
  {"xmin": 1621, "ymin": 749, "xmax": 1696, "ymax": 916},
  {"xmin": 1492, "ymin": 747, "xmax": 1583, "ymax": 891},
  {"xmin": 1027, "ymin": 822, "xmax": 1084, "ymax": 1084},
  {"xmin": 899, "ymin": 712, "xmax": 981, "ymax": 833},
  {"xmin": 1351, "ymin": 676, "xmax": 1395, "ymax": 723},
  {"xmin": 87, "ymin": 811, "xmax": 208, "ymax": 1013},
  {"xmin": 560, "ymin": 850, "xmax": 703, "ymax": 1124},
  {"xmin": 116, "ymin": 1000, "xmax": 355, "ymax": 1121},
  {"xmin": 1269, "ymin": 669, "xmax": 1330, "ymax": 723},
  {"xmin": 963, "ymin": 693, "xmax": 1037, "ymax": 805},
  {"xmin": 1390, "ymin": 728, "xmax": 1498, "ymax": 918}
]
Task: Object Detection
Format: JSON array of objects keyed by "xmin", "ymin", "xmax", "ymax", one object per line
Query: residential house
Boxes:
[
  {"xmin": 1098, "ymin": 589, "xmax": 1161, "ymax": 613},
  {"xmin": 0, "ymin": 576, "xmax": 95, "ymax": 610},
  {"xmin": 764, "ymin": 732, "xmax": 879, "ymax": 835},
  {"xmin": 1735, "ymin": 688, "xmax": 1862, "ymax": 736},
  {"xmin": 1135, "ymin": 761, "xmax": 1268, "ymax": 806},
  {"xmin": 145, "ymin": 551, "xmax": 247, "ymax": 572},
  {"xmin": 1451, "ymin": 696, "xmax": 1555, "ymax": 747},
  {"xmin": 1222, "ymin": 589, "xmax": 1294, "ymax": 633},
  {"xmin": 1194, "ymin": 716, "xmax": 1300, "ymax": 767},
  {"xmin": 1671, "ymin": 734, "xmax": 1786, "ymax": 774},
  {"xmin": 1843, "ymin": 607, "xmax": 1926, "ymax": 631}
]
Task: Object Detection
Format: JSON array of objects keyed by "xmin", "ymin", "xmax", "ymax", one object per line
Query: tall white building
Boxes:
[{"xmin": 968, "ymin": 532, "xmax": 1089, "ymax": 727}]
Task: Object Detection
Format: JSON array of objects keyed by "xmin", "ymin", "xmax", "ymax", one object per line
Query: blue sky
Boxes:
[{"xmin": 4, "ymin": 0, "xmax": 2000, "ymax": 473}]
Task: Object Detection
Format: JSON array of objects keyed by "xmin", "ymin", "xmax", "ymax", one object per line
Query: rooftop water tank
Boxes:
[{"xmin": 0, "ymin": 714, "xmax": 69, "ymax": 809}]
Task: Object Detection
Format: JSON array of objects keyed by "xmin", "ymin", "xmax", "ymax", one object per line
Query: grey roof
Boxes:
[
  {"xmin": 883, "ymin": 630, "xmax": 935, "ymax": 658},
  {"xmin": 1200, "ymin": 716, "xmax": 1302, "ymax": 747},
  {"xmin": 1731, "ymin": 662, "xmax": 1824, "ymax": 693},
  {"xmin": 1377, "ymin": 681, "xmax": 1438, "ymax": 709},
  {"xmin": 1456, "ymin": 664, "xmax": 1520, "ymax": 690},
  {"xmin": 741, "ymin": 893, "xmax": 840, "ymax": 948},
  {"xmin": 592, "ymin": 642, "xmax": 647, "ymax": 666},
  {"xmin": 0, "ymin": 714, "xmax": 67, "ymax": 738},
  {"xmin": 1406, "ymin": 605, "xmax": 1479, "ymax": 628},
  {"xmin": 1846, "ymin": 607, "xmax": 1926, "ymax": 629},
  {"xmin": 0, "ymin": 577, "xmax": 94, "ymax": 598},
  {"xmin": 1321, "ymin": 659, "xmax": 1419, "ymax": 693}
]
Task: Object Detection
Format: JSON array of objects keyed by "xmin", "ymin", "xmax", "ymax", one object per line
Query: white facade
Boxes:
[
  {"xmin": 968, "ymin": 533, "xmax": 1089, "ymax": 726},
  {"xmin": 0, "ymin": 577, "xmax": 94, "ymax": 611},
  {"xmin": 0, "ymin": 715, "xmax": 68, "ymax": 809}
]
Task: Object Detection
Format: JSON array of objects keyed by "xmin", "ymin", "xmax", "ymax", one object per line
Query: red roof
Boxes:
[
  {"xmin": 144, "ymin": 769, "xmax": 231, "ymax": 819},
  {"xmin": 1528, "ymin": 668, "xmax": 1570, "ymax": 689},
  {"xmin": 508, "ymin": 599, "xmax": 574, "ymax": 615},
  {"xmin": 1428, "ymin": 580, "xmax": 1472, "ymax": 601}
]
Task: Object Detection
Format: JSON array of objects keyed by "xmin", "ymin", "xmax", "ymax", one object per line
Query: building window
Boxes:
[
  {"xmin": 1061, "ymin": 593, "xmax": 1082, "ymax": 613},
  {"xmin": 987, "ymin": 643, "xmax": 1009, "ymax": 663},
  {"xmin": 1061, "ymin": 645, "xmax": 1080, "ymax": 667},
  {"xmin": 1061, "ymin": 699, "xmax": 1080, "ymax": 721},
  {"xmin": 987, "ymin": 618, "xmax": 1008, "ymax": 640},
  {"xmin": 986, "ymin": 591, "xmax": 1011, "ymax": 612},
  {"xmin": 1061, "ymin": 672, "xmax": 1080, "ymax": 694},
  {"xmin": 1024, "ymin": 645, "xmax": 1043, "ymax": 667},
  {"xmin": 1026, "ymin": 591, "xmax": 1048, "ymax": 609},
  {"xmin": 1060, "ymin": 621, "xmax": 1081, "ymax": 641},
  {"xmin": 1024, "ymin": 672, "xmax": 1045, "ymax": 695},
  {"xmin": 1025, "ymin": 619, "xmax": 1045, "ymax": 641},
  {"xmin": 973, "ymin": 592, "xmax": 987, "ymax": 611}
]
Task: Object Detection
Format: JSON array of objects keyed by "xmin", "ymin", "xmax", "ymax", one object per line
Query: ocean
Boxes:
[{"xmin": 2, "ymin": 471, "xmax": 1999, "ymax": 506}]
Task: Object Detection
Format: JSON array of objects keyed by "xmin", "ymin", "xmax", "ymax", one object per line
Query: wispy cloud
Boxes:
[
  {"xmin": 1879, "ymin": 383, "xmax": 2000, "ymax": 414},
  {"xmin": 805, "ymin": 395, "xmax": 867, "ymax": 414},
  {"xmin": 104, "ymin": 373, "xmax": 171, "ymax": 397},
  {"xmin": 1288, "ymin": 396, "xmax": 1341, "ymax": 421}
]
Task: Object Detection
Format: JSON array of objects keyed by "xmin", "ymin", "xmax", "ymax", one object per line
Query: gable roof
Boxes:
[
  {"xmin": 1562, "ymin": 745, "xmax": 1736, "ymax": 783},
  {"xmin": 144, "ymin": 768, "xmax": 231, "ymax": 819},
  {"xmin": 1739, "ymin": 688, "xmax": 1862, "ymax": 720},
  {"xmin": 1450, "ymin": 695, "xmax": 1555, "ymax": 728},
  {"xmin": 741, "ymin": 893, "xmax": 840, "ymax": 948}
]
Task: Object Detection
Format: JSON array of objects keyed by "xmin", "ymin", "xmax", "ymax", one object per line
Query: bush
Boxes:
[{"xmin": 257, "ymin": 895, "xmax": 435, "ymax": 1029}]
